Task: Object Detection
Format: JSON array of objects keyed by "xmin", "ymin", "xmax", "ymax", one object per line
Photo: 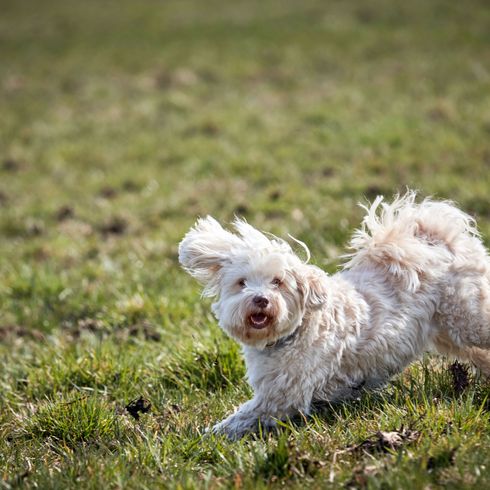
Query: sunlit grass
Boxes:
[{"xmin": 1, "ymin": 0, "xmax": 490, "ymax": 487}]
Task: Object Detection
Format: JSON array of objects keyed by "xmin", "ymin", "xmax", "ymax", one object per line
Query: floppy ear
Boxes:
[
  {"xmin": 178, "ymin": 216, "xmax": 242, "ymax": 296},
  {"xmin": 294, "ymin": 264, "xmax": 329, "ymax": 309}
]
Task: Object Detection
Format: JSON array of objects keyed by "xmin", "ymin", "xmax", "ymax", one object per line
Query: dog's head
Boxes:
[{"xmin": 179, "ymin": 217, "xmax": 328, "ymax": 349}]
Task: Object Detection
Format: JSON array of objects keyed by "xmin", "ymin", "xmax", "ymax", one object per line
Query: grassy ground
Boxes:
[{"xmin": 1, "ymin": 0, "xmax": 490, "ymax": 487}]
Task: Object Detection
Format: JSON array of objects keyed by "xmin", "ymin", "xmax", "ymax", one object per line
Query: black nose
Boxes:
[{"xmin": 253, "ymin": 296, "xmax": 269, "ymax": 308}]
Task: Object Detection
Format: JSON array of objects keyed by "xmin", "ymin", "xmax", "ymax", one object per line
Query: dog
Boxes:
[{"xmin": 178, "ymin": 192, "xmax": 490, "ymax": 439}]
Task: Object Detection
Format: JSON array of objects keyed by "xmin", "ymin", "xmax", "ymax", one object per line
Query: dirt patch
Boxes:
[
  {"xmin": 66, "ymin": 318, "xmax": 161, "ymax": 342},
  {"xmin": 2, "ymin": 158, "xmax": 24, "ymax": 172},
  {"xmin": 364, "ymin": 185, "xmax": 389, "ymax": 201},
  {"xmin": 322, "ymin": 166, "xmax": 335, "ymax": 177},
  {"xmin": 0, "ymin": 190, "xmax": 8, "ymax": 205},
  {"xmin": 127, "ymin": 321, "xmax": 161, "ymax": 341},
  {"xmin": 269, "ymin": 190, "xmax": 282, "ymax": 201},
  {"xmin": 74, "ymin": 318, "xmax": 108, "ymax": 336},
  {"xmin": 427, "ymin": 447, "xmax": 457, "ymax": 472},
  {"xmin": 98, "ymin": 217, "xmax": 127, "ymax": 235},
  {"xmin": 25, "ymin": 219, "xmax": 44, "ymax": 236},
  {"xmin": 122, "ymin": 179, "xmax": 141, "ymax": 193},
  {"xmin": 0, "ymin": 325, "xmax": 44, "ymax": 342},
  {"xmin": 55, "ymin": 205, "xmax": 75, "ymax": 222},
  {"xmin": 183, "ymin": 121, "xmax": 220, "ymax": 137},
  {"xmin": 234, "ymin": 204, "xmax": 249, "ymax": 215},
  {"xmin": 449, "ymin": 361, "xmax": 470, "ymax": 396},
  {"xmin": 98, "ymin": 186, "xmax": 118, "ymax": 199}
]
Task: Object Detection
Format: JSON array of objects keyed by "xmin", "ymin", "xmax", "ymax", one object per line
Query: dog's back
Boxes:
[
  {"xmin": 343, "ymin": 191, "xmax": 490, "ymax": 373},
  {"xmin": 343, "ymin": 191, "xmax": 487, "ymax": 292}
]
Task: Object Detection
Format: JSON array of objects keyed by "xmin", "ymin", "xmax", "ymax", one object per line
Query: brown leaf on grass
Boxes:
[
  {"xmin": 341, "ymin": 427, "xmax": 421, "ymax": 487},
  {"xmin": 125, "ymin": 397, "xmax": 151, "ymax": 420},
  {"xmin": 233, "ymin": 472, "xmax": 243, "ymax": 489},
  {"xmin": 346, "ymin": 426, "xmax": 421, "ymax": 454},
  {"xmin": 449, "ymin": 361, "xmax": 470, "ymax": 395}
]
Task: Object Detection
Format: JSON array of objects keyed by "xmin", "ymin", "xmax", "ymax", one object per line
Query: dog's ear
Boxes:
[
  {"xmin": 294, "ymin": 264, "xmax": 329, "ymax": 309},
  {"xmin": 178, "ymin": 216, "xmax": 242, "ymax": 296}
]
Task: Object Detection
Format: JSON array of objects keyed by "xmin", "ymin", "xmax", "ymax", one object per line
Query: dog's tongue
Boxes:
[{"xmin": 250, "ymin": 313, "xmax": 268, "ymax": 328}]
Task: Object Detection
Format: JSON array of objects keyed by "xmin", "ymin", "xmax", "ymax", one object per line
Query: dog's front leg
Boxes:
[{"xmin": 212, "ymin": 390, "xmax": 311, "ymax": 440}]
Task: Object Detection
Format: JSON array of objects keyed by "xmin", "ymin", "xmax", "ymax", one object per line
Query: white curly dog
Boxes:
[{"xmin": 179, "ymin": 192, "xmax": 490, "ymax": 439}]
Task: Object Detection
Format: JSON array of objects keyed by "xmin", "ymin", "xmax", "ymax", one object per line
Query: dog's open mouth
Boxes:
[{"xmin": 249, "ymin": 313, "xmax": 269, "ymax": 329}]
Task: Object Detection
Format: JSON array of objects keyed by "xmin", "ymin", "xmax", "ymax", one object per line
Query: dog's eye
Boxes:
[
  {"xmin": 271, "ymin": 278, "xmax": 282, "ymax": 287},
  {"xmin": 238, "ymin": 279, "xmax": 246, "ymax": 288}
]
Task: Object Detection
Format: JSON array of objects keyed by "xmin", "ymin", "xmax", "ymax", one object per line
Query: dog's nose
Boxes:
[{"xmin": 253, "ymin": 296, "xmax": 269, "ymax": 308}]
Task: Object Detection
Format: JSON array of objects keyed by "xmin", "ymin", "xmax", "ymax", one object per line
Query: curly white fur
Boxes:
[{"xmin": 179, "ymin": 192, "xmax": 490, "ymax": 439}]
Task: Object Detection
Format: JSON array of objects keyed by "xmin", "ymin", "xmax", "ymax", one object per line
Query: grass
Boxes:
[{"xmin": 1, "ymin": 0, "xmax": 490, "ymax": 487}]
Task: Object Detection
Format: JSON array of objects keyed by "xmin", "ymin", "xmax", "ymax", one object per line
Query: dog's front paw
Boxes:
[
  {"xmin": 212, "ymin": 413, "xmax": 277, "ymax": 440},
  {"xmin": 212, "ymin": 416, "xmax": 252, "ymax": 440}
]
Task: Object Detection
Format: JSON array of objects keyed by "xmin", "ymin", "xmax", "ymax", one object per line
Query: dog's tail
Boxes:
[{"xmin": 342, "ymin": 190, "xmax": 483, "ymax": 292}]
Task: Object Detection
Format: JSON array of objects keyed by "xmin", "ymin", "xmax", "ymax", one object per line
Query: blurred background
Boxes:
[
  {"xmin": 1, "ymin": 0, "xmax": 490, "ymax": 336},
  {"xmin": 1, "ymin": 2, "xmax": 490, "ymax": 487}
]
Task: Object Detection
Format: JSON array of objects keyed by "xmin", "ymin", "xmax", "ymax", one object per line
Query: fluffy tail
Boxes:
[{"xmin": 343, "ymin": 191, "xmax": 481, "ymax": 292}]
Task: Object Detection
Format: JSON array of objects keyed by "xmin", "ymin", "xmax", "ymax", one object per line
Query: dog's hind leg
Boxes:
[{"xmin": 432, "ymin": 330, "xmax": 490, "ymax": 376}]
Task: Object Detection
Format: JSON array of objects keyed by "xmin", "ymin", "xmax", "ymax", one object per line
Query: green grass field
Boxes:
[{"xmin": 1, "ymin": 0, "xmax": 490, "ymax": 487}]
